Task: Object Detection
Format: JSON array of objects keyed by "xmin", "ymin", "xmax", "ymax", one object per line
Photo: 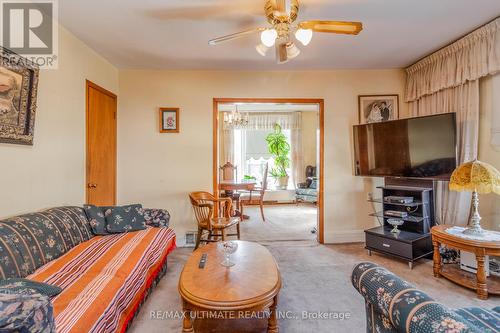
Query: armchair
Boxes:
[
  {"xmin": 296, "ymin": 165, "xmax": 318, "ymax": 203},
  {"xmin": 189, "ymin": 191, "xmax": 240, "ymax": 249},
  {"xmin": 352, "ymin": 262, "xmax": 500, "ymax": 333}
]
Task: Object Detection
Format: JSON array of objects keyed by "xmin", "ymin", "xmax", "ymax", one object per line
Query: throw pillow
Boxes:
[
  {"xmin": 0, "ymin": 278, "xmax": 62, "ymax": 297},
  {"xmin": 83, "ymin": 204, "xmax": 111, "ymax": 235},
  {"xmin": 0, "ymin": 292, "xmax": 56, "ymax": 332},
  {"xmin": 104, "ymin": 204, "xmax": 146, "ymax": 233}
]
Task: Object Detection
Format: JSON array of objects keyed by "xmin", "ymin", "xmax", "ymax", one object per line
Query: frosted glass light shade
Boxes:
[
  {"xmin": 295, "ymin": 28, "xmax": 313, "ymax": 46},
  {"xmin": 286, "ymin": 42, "xmax": 301, "ymax": 59},
  {"xmin": 260, "ymin": 29, "xmax": 278, "ymax": 47},
  {"xmin": 255, "ymin": 43, "xmax": 269, "ymax": 56}
]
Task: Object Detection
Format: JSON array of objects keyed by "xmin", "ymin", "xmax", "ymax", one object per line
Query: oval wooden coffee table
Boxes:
[{"xmin": 178, "ymin": 241, "xmax": 281, "ymax": 332}]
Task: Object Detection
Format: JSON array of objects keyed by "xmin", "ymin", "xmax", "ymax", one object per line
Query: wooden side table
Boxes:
[{"xmin": 431, "ymin": 225, "xmax": 500, "ymax": 300}]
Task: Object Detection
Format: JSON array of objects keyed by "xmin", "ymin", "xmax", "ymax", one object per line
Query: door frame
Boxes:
[
  {"xmin": 85, "ymin": 80, "xmax": 117, "ymax": 205},
  {"xmin": 212, "ymin": 98, "xmax": 325, "ymax": 244}
]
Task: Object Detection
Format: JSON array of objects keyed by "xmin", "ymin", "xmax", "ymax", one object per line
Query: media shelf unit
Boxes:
[{"xmin": 365, "ymin": 178, "xmax": 435, "ymax": 269}]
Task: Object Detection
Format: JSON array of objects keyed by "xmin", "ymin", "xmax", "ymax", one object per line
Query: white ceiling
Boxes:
[{"xmin": 59, "ymin": 0, "xmax": 500, "ymax": 70}]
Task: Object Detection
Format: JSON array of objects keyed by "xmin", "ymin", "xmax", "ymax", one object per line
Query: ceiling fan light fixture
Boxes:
[
  {"xmin": 286, "ymin": 42, "xmax": 301, "ymax": 59},
  {"xmin": 260, "ymin": 28, "xmax": 278, "ymax": 47},
  {"xmin": 255, "ymin": 43, "xmax": 269, "ymax": 56},
  {"xmin": 295, "ymin": 28, "xmax": 313, "ymax": 46}
]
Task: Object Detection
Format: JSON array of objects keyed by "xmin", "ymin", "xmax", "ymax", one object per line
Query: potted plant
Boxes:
[{"xmin": 265, "ymin": 123, "xmax": 290, "ymax": 189}]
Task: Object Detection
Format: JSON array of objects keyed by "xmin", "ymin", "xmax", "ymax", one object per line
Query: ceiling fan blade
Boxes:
[
  {"xmin": 208, "ymin": 28, "xmax": 265, "ymax": 45},
  {"xmin": 298, "ymin": 20, "xmax": 363, "ymax": 35}
]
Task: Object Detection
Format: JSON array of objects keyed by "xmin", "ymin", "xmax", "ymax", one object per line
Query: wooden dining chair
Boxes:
[
  {"xmin": 219, "ymin": 161, "xmax": 241, "ymax": 210},
  {"xmin": 188, "ymin": 191, "xmax": 240, "ymax": 250},
  {"xmin": 219, "ymin": 162, "xmax": 237, "ymax": 181},
  {"xmin": 239, "ymin": 163, "xmax": 268, "ymax": 221}
]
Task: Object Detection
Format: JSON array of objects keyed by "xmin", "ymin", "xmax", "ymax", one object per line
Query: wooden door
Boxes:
[{"xmin": 86, "ymin": 80, "xmax": 117, "ymax": 205}]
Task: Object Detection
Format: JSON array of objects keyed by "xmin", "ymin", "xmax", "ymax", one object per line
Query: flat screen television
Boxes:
[{"xmin": 353, "ymin": 113, "xmax": 457, "ymax": 180}]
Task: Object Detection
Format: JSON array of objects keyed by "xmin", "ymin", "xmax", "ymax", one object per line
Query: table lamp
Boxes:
[{"xmin": 449, "ymin": 160, "xmax": 500, "ymax": 236}]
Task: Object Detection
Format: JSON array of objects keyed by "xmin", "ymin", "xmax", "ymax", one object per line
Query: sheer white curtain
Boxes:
[
  {"xmin": 405, "ymin": 17, "xmax": 500, "ymax": 226},
  {"xmin": 221, "ymin": 128, "xmax": 235, "ymax": 165},
  {"xmin": 290, "ymin": 112, "xmax": 304, "ymax": 187}
]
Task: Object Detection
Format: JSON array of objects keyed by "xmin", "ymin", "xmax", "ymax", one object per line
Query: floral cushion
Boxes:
[
  {"xmin": 0, "ymin": 278, "xmax": 62, "ymax": 297},
  {"xmin": 83, "ymin": 204, "xmax": 111, "ymax": 235},
  {"xmin": 143, "ymin": 208, "xmax": 170, "ymax": 227},
  {"xmin": 104, "ymin": 204, "xmax": 146, "ymax": 233},
  {"xmin": 0, "ymin": 292, "xmax": 55, "ymax": 333}
]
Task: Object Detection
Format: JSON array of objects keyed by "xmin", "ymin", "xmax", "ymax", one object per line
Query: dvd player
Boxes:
[
  {"xmin": 385, "ymin": 210, "xmax": 408, "ymax": 218},
  {"xmin": 384, "ymin": 196, "xmax": 414, "ymax": 204}
]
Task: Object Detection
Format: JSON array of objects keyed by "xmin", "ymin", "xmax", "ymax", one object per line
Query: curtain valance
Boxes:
[
  {"xmin": 223, "ymin": 112, "xmax": 301, "ymax": 130},
  {"xmin": 405, "ymin": 17, "xmax": 500, "ymax": 102}
]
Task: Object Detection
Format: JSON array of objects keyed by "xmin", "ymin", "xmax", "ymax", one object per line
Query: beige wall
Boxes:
[
  {"xmin": 118, "ymin": 69, "xmax": 407, "ymax": 245},
  {"xmin": 479, "ymin": 73, "xmax": 500, "ymax": 231},
  {"xmin": 0, "ymin": 25, "xmax": 118, "ymax": 218},
  {"xmin": 301, "ymin": 111, "xmax": 318, "ymax": 168}
]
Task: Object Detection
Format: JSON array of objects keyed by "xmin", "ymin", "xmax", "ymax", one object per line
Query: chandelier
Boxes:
[{"xmin": 223, "ymin": 105, "xmax": 249, "ymax": 129}]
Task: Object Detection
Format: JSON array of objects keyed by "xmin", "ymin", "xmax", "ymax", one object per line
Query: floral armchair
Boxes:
[{"xmin": 352, "ymin": 262, "xmax": 500, "ymax": 333}]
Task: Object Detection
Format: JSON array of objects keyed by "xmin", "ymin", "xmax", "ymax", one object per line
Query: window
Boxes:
[{"xmin": 233, "ymin": 129, "xmax": 293, "ymax": 189}]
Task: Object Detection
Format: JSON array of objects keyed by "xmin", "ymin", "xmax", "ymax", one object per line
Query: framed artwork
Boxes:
[
  {"xmin": 358, "ymin": 94, "xmax": 399, "ymax": 125},
  {"xmin": 0, "ymin": 47, "xmax": 39, "ymax": 145},
  {"xmin": 159, "ymin": 107, "xmax": 179, "ymax": 133}
]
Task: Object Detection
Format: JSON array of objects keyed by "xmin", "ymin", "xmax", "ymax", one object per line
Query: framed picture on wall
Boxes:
[
  {"xmin": 358, "ymin": 94, "xmax": 399, "ymax": 125},
  {"xmin": 0, "ymin": 46, "xmax": 40, "ymax": 145},
  {"xmin": 159, "ymin": 107, "xmax": 179, "ymax": 133}
]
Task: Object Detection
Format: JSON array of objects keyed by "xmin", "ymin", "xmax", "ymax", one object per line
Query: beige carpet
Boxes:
[
  {"xmin": 239, "ymin": 204, "xmax": 318, "ymax": 242},
  {"xmin": 128, "ymin": 239, "xmax": 499, "ymax": 332}
]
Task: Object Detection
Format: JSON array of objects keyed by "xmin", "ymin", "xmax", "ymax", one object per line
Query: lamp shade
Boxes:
[{"xmin": 449, "ymin": 160, "xmax": 500, "ymax": 194}]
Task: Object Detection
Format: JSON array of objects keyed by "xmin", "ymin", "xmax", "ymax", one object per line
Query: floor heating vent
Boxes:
[{"xmin": 185, "ymin": 231, "xmax": 197, "ymax": 247}]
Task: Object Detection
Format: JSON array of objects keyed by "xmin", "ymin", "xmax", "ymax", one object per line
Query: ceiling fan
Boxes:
[{"xmin": 208, "ymin": 0, "xmax": 363, "ymax": 64}]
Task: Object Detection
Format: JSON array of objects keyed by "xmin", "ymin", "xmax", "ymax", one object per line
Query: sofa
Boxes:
[
  {"xmin": 0, "ymin": 206, "xmax": 176, "ymax": 333},
  {"xmin": 352, "ymin": 262, "xmax": 500, "ymax": 333}
]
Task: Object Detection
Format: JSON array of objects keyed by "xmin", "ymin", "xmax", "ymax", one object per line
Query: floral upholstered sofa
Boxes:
[
  {"xmin": 0, "ymin": 206, "xmax": 176, "ymax": 333},
  {"xmin": 352, "ymin": 262, "xmax": 500, "ymax": 333}
]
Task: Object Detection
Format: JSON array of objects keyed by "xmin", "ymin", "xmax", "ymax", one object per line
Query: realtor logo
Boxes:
[{"xmin": 0, "ymin": 0, "xmax": 58, "ymax": 68}]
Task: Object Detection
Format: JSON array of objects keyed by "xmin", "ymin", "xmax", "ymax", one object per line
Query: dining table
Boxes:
[{"xmin": 219, "ymin": 179, "xmax": 256, "ymax": 219}]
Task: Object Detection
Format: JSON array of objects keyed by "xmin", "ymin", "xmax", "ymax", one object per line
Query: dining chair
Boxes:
[
  {"xmin": 239, "ymin": 163, "xmax": 268, "ymax": 221},
  {"xmin": 219, "ymin": 161, "xmax": 241, "ymax": 209},
  {"xmin": 219, "ymin": 162, "xmax": 237, "ymax": 181},
  {"xmin": 188, "ymin": 191, "xmax": 240, "ymax": 250}
]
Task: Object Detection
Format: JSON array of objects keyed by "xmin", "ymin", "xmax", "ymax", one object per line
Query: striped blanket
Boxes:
[{"xmin": 28, "ymin": 227, "xmax": 176, "ymax": 333}]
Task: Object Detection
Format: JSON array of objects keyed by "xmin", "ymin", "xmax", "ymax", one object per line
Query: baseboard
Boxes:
[{"xmin": 325, "ymin": 230, "xmax": 365, "ymax": 244}]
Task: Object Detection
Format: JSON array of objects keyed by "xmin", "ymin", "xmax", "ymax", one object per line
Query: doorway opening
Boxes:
[{"xmin": 213, "ymin": 98, "xmax": 324, "ymax": 244}]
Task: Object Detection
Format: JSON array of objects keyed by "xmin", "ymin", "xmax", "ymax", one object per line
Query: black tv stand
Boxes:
[{"xmin": 365, "ymin": 177, "xmax": 435, "ymax": 269}]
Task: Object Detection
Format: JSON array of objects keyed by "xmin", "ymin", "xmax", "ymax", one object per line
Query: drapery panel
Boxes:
[
  {"xmin": 409, "ymin": 80, "xmax": 479, "ymax": 226},
  {"xmin": 405, "ymin": 18, "xmax": 500, "ymax": 226},
  {"xmin": 406, "ymin": 17, "xmax": 500, "ymax": 102},
  {"xmin": 491, "ymin": 73, "xmax": 500, "ymax": 147}
]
